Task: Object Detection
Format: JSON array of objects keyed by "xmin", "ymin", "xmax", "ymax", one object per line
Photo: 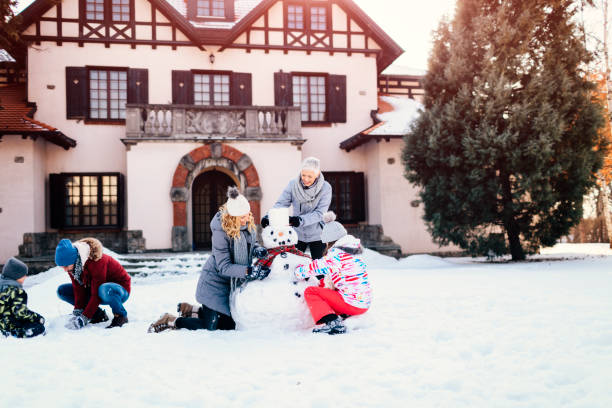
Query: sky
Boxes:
[{"xmin": 14, "ymin": 0, "xmax": 458, "ymax": 72}]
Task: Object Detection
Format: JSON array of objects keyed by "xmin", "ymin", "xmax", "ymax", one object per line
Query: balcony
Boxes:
[{"xmin": 123, "ymin": 104, "xmax": 303, "ymax": 145}]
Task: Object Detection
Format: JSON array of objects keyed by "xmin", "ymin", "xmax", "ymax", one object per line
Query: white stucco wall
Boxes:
[
  {"xmin": 363, "ymin": 139, "xmax": 457, "ymax": 254},
  {"xmin": 0, "ymin": 137, "xmax": 47, "ymax": 263},
  {"xmin": 126, "ymin": 141, "xmax": 302, "ymax": 249}
]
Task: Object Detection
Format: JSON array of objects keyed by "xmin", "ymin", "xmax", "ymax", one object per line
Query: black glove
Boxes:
[
  {"xmin": 253, "ymin": 246, "xmax": 268, "ymax": 259},
  {"xmin": 246, "ymin": 265, "xmax": 271, "ymax": 281},
  {"xmin": 289, "ymin": 216, "xmax": 302, "ymax": 227},
  {"xmin": 261, "ymin": 215, "xmax": 269, "ymax": 228}
]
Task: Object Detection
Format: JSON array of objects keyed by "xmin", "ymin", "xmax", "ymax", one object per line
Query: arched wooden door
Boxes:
[{"xmin": 192, "ymin": 171, "xmax": 234, "ymax": 250}]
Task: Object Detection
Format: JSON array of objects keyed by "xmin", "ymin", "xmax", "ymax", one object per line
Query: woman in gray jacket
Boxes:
[
  {"xmin": 262, "ymin": 157, "xmax": 332, "ymax": 259},
  {"xmin": 148, "ymin": 187, "xmax": 269, "ymax": 333}
]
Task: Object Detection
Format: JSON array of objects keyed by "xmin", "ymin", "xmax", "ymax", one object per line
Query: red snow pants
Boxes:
[{"xmin": 303, "ymin": 286, "xmax": 368, "ymax": 324}]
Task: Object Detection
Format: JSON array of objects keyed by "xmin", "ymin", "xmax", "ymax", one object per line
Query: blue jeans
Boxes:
[{"xmin": 57, "ymin": 283, "xmax": 130, "ymax": 317}]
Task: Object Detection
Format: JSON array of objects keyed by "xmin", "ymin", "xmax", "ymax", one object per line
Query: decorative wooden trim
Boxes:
[
  {"xmin": 151, "ymin": 3, "xmax": 157, "ymax": 49},
  {"xmin": 22, "ymin": 35, "xmax": 195, "ymax": 48},
  {"xmin": 56, "ymin": 2, "xmax": 62, "ymax": 46}
]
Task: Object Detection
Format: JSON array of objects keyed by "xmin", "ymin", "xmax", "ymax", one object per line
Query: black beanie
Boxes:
[{"xmin": 1, "ymin": 257, "xmax": 28, "ymax": 280}]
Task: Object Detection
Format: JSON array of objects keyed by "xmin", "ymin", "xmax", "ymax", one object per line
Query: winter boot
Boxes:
[
  {"xmin": 312, "ymin": 316, "xmax": 347, "ymax": 335},
  {"xmin": 90, "ymin": 308, "xmax": 109, "ymax": 324},
  {"xmin": 148, "ymin": 313, "xmax": 177, "ymax": 333},
  {"xmin": 177, "ymin": 302, "xmax": 199, "ymax": 318},
  {"xmin": 106, "ymin": 314, "xmax": 128, "ymax": 329}
]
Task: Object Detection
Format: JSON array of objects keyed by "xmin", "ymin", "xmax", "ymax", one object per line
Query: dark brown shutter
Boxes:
[
  {"xmin": 172, "ymin": 70, "xmax": 194, "ymax": 104},
  {"xmin": 231, "ymin": 72, "xmax": 252, "ymax": 106},
  {"xmin": 127, "ymin": 68, "xmax": 148, "ymax": 104},
  {"xmin": 117, "ymin": 173, "xmax": 125, "ymax": 229},
  {"xmin": 351, "ymin": 172, "xmax": 365, "ymax": 222},
  {"xmin": 49, "ymin": 173, "xmax": 65, "ymax": 229},
  {"xmin": 225, "ymin": 0, "xmax": 235, "ymax": 19},
  {"xmin": 274, "ymin": 71, "xmax": 293, "ymax": 106},
  {"xmin": 186, "ymin": 0, "xmax": 196, "ymax": 19},
  {"xmin": 327, "ymin": 74, "xmax": 346, "ymax": 123},
  {"xmin": 66, "ymin": 67, "xmax": 87, "ymax": 119}
]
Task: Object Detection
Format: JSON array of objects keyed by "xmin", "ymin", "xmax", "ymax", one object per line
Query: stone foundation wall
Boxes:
[{"xmin": 18, "ymin": 230, "xmax": 146, "ymax": 258}]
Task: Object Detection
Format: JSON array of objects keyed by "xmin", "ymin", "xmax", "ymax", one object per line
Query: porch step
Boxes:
[{"xmin": 345, "ymin": 225, "xmax": 402, "ymax": 259}]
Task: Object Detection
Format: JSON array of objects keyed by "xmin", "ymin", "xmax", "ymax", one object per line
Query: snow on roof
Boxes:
[
  {"xmin": 368, "ymin": 95, "xmax": 423, "ymax": 136},
  {"xmin": 381, "ymin": 64, "xmax": 426, "ymax": 76},
  {"xmin": 167, "ymin": 0, "xmax": 261, "ymax": 30},
  {"xmin": 0, "ymin": 49, "xmax": 16, "ymax": 62}
]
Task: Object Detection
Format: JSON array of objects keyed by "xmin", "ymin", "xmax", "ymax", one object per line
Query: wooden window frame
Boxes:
[
  {"xmin": 291, "ymin": 72, "xmax": 328, "ymax": 124},
  {"xmin": 85, "ymin": 65, "xmax": 129, "ymax": 123},
  {"xmin": 284, "ymin": 1, "xmax": 331, "ymax": 33},
  {"xmin": 189, "ymin": 0, "xmax": 235, "ymax": 22},
  {"xmin": 191, "ymin": 69, "xmax": 232, "ymax": 106},
  {"xmin": 54, "ymin": 172, "xmax": 124, "ymax": 230},
  {"xmin": 84, "ymin": 0, "xmax": 134, "ymax": 24}
]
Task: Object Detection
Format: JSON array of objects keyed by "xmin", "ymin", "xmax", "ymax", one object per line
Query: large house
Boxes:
[{"xmin": 0, "ymin": 0, "xmax": 451, "ymax": 265}]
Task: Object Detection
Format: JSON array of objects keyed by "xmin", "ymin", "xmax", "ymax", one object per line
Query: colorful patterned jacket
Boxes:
[
  {"xmin": 0, "ymin": 279, "xmax": 44, "ymax": 337},
  {"xmin": 254, "ymin": 245, "xmax": 310, "ymax": 269},
  {"xmin": 294, "ymin": 235, "xmax": 371, "ymax": 309}
]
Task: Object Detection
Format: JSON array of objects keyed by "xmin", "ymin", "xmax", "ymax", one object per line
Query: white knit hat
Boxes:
[
  {"xmin": 226, "ymin": 186, "xmax": 250, "ymax": 216},
  {"xmin": 320, "ymin": 211, "xmax": 347, "ymax": 243}
]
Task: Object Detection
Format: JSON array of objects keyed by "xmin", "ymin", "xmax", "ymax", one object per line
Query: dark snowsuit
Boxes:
[{"xmin": 0, "ymin": 278, "xmax": 45, "ymax": 338}]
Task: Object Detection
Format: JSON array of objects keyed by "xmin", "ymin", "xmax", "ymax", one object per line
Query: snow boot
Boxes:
[
  {"xmin": 106, "ymin": 314, "xmax": 128, "ymax": 329},
  {"xmin": 148, "ymin": 313, "xmax": 177, "ymax": 333},
  {"xmin": 177, "ymin": 302, "xmax": 200, "ymax": 318},
  {"xmin": 312, "ymin": 316, "xmax": 347, "ymax": 335},
  {"xmin": 90, "ymin": 308, "xmax": 109, "ymax": 324}
]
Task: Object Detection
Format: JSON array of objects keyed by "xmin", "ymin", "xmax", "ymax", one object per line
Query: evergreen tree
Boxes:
[{"xmin": 403, "ymin": 0, "xmax": 606, "ymax": 260}]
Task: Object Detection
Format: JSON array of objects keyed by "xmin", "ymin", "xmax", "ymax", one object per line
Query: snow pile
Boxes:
[
  {"xmin": 3, "ymin": 243, "xmax": 612, "ymax": 407},
  {"xmin": 370, "ymin": 95, "xmax": 423, "ymax": 136}
]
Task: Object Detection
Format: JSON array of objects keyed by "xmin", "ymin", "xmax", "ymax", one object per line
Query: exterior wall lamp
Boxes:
[{"xmin": 209, "ymin": 53, "xmax": 215, "ymax": 64}]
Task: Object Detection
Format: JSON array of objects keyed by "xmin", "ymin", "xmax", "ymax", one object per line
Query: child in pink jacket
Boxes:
[{"xmin": 294, "ymin": 211, "xmax": 371, "ymax": 335}]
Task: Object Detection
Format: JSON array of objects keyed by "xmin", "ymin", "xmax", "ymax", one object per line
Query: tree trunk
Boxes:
[{"xmin": 501, "ymin": 173, "xmax": 526, "ymax": 261}]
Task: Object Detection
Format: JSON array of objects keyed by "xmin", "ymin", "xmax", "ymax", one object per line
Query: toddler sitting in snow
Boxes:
[
  {"xmin": 293, "ymin": 212, "xmax": 371, "ymax": 335},
  {"xmin": 0, "ymin": 258, "xmax": 46, "ymax": 338}
]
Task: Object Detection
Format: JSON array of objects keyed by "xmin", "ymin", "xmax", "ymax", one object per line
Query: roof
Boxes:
[
  {"xmin": 340, "ymin": 95, "xmax": 422, "ymax": 152},
  {"xmin": 0, "ymin": 84, "xmax": 76, "ymax": 149},
  {"xmin": 0, "ymin": 49, "xmax": 16, "ymax": 62},
  {"xmin": 18, "ymin": 0, "xmax": 402, "ymax": 72}
]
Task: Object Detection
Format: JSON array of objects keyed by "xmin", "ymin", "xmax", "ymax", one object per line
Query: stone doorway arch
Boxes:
[{"xmin": 170, "ymin": 142, "xmax": 261, "ymax": 251}]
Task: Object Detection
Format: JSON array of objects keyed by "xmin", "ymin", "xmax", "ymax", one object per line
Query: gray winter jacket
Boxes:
[
  {"xmin": 195, "ymin": 212, "xmax": 259, "ymax": 316},
  {"xmin": 273, "ymin": 178, "xmax": 332, "ymax": 243}
]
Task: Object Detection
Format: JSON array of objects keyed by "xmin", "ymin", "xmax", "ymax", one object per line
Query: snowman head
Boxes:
[
  {"xmin": 262, "ymin": 207, "xmax": 298, "ymax": 248},
  {"xmin": 262, "ymin": 224, "xmax": 298, "ymax": 248}
]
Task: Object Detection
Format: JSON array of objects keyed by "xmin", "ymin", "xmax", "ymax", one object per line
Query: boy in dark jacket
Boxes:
[{"xmin": 0, "ymin": 257, "xmax": 46, "ymax": 338}]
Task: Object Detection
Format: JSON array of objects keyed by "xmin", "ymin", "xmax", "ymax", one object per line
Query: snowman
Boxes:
[{"xmin": 230, "ymin": 207, "xmax": 319, "ymax": 330}]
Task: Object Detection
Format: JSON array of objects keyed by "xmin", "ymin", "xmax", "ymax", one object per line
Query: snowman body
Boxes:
[{"xmin": 230, "ymin": 216, "xmax": 319, "ymax": 330}]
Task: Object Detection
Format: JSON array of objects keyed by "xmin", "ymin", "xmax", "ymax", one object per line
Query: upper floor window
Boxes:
[
  {"xmin": 292, "ymin": 74, "xmax": 326, "ymax": 122},
  {"xmin": 310, "ymin": 6, "xmax": 326, "ymax": 31},
  {"xmin": 89, "ymin": 68, "xmax": 127, "ymax": 120},
  {"xmin": 85, "ymin": 0, "xmax": 132, "ymax": 23},
  {"xmin": 286, "ymin": 3, "xmax": 328, "ymax": 31},
  {"xmin": 112, "ymin": 0, "xmax": 130, "ymax": 22},
  {"xmin": 197, "ymin": 0, "xmax": 225, "ymax": 17},
  {"xmin": 194, "ymin": 73, "xmax": 230, "ymax": 106},
  {"xmin": 86, "ymin": 0, "xmax": 104, "ymax": 21},
  {"xmin": 287, "ymin": 5, "xmax": 304, "ymax": 29}
]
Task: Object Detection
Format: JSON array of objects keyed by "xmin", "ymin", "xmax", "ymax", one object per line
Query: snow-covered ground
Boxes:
[{"xmin": 4, "ymin": 244, "xmax": 612, "ymax": 408}]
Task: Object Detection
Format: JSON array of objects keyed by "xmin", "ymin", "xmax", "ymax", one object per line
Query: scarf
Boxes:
[
  {"xmin": 232, "ymin": 227, "xmax": 250, "ymax": 267},
  {"xmin": 291, "ymin": 173, "xmax": 326, "ymax": 211},
  {"xmin": 70, "ymin": 256, "xmax": 84, "ymax": 286}
]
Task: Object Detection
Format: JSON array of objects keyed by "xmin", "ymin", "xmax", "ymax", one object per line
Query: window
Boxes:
[
  {"xmin": 51, "ymin": 173, "xmax": 124, "ymax": 229},
  {"xmin": 323, "ymin": 172, "xmax": 365, "ymax": 224},
  {"xmin": 287, "ymin": 5, "xmax": 304, "ymax": 29},
  {"xmin": 292, "ymin": 74, "xmax": 326, "ymax": 122},
  {"xmin": 86, "ymin": 0, "xmax": 104, "ymax": 21},
  {"xmin": 194, "ymin": 73, "xmax": 230, "ymax": 106},
  {"xmin": 310, "ymin": 6, "xmax": 326, "ymax": 30},
  {"xmin": 89, "ymin": 69, "xmax": 127, "ymax": 120},
  {"xmin": 197, "ymin": 0, "xmax": 225, "ymax": 17},
  {"xmin": 111, "ymin": 0, "xmax": 130, "ymax": 22}
]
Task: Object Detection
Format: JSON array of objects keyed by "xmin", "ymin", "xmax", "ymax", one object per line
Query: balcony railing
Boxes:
[{"xmin": 125, "ymin": 104, "xmax": 302, "ymax": 141}]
